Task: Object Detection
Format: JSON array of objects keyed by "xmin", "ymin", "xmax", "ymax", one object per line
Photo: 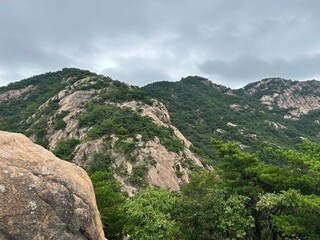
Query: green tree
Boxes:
[
  {"xmin": 90, "ymin": 171, "xmax": 126, "ymax": 240},
  {"xmin": 257, "ymin": 189, "xmax": 320, "ymax": 239},
  {"xmin": 123, "ymin": 187, "xmax": 182, "ymax": 240},
  {"xmin": 52, "ymin": 138, "xmax": 80, "ymax": 161},
  {"xmin": 212, "ymin": 140, "xmax": 263, "ymax": 197}
]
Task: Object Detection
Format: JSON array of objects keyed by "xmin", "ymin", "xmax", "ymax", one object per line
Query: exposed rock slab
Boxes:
[
  {"xmin": 245, "ymin": 78, "xmax": 320, "ymax": 119},
  {"xmin": 0, "ymin": 85, "xmax": 35, "ymax": 102},
  {"xmin": 0, "ymin": 131, "xmax": 105, "ymax": 240}
]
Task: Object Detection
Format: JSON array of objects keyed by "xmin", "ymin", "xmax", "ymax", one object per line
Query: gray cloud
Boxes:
[
  {"xmin": 199, "ymin": 54, "xmax": 320, "ymax": 80},
  {"xmin": 1, "ymin": 0, "xmax": 320, "ymax": 88},
  {"xmin": 103, "ymin": 67, "xmax": 170, "ymax": 87}
]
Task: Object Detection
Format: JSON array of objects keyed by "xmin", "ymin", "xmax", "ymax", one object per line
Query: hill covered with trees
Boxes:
[
  {"xmin": 1, "ymin": 69, "xmax": 320, "ymax": 239},
  {"xmin": 143, "ymin": 76, "xmax": 320, "ymax": 162}
]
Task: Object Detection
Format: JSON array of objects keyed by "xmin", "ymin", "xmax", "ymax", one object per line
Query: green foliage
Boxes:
[
  {"xmin": 176, "ymin": 141, "xmax": 320, "ymax": 239},
  {"xmin": 178, "ymin": 166, "xmax": 255, "ymax": 240},
  {"xmin": 78, "ymin": 102, "xmax": 184, "ymax": 153},
  {"xmin": 52, "ymin": 111, "xmax": 69, "ymax": 130},
  {"xmin": 101, "ymin": 81, "xmax": 152, "ymax": 104},
  {"xmin": 2, "ymin": 70, "xmax": 320, "ymax": 239},
  {"xmin": 257, "ymin": 189, "xmax": 320, "ymax": 239},
  {"xmin": 75, "ymin": 76, "xmax": 112, "ymax": 91},
  {"xmin": 30, "ymin": 117, "xmax": 49, "ymax": 147},
  {"xmin": 52, "ymin": 118, "xmax": 67, "ymax": 131},
  {"xmin": 257, "ymin": 143, "xmax": 320, "ymax": 195},
  {"xmin": 178, "ymin": 187, "xmax": 254, "ymax": 240},
  {"xmin": 129, "ymin": 164, "xmax": 148, "ymax": 187},
  {"xmin": 123, "ymin": 187, "xmax": 182, "ymax": 240},
  {"xmin": 90, "ymin": 171, "xmax": 126, "ymax": 240},
  {"xmin": 114, "ymin": 139, "xmax": 137, "ymax": 161},
  {"xmin": 88, "ymin": 152, "xmax": 113, "ymax": 173},
  {"xmin": 212, "ymin": 140, "xmax": 263, "ymax": 197},
  {"xmin": 214, "ymin": 141, "xmax": 320, "ymax": 239},
  {"xmin": 52, "ymin": 138, "xmax": 80, "ymax": 161},
  {"xmin": 161, "ymin": 137, "xmax": 184, "ymax": 153},
  {"xmin": 0, "ymin": 68, "xmax": 96, "ymax": 133},
  {"xmin": 180, "ymin": 158, "xmax": 202, "ymax": 171},
  {"xmin": 218, "ymin": 195, "xmax": 255, "ymax": 239},
  {"xmin": 143, "ymin": 77, "xmax": 320, "ymax": 162},
  {"xmin": 90, "ymin": 149, "xmax": 304, "ymax": 240}
]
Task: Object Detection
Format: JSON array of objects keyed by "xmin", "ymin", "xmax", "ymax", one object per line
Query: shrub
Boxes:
[{"xmin": 52, "ymin": 138, "xmax": 80, "ymax": 161}]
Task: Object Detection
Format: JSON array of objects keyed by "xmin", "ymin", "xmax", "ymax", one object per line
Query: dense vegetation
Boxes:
[
  {"xmin": 78, "ymin": 100, "xmax": 184, "ymax": 153},
  {"xmin": 52, "ymin": 138, "xmax": 81, "ymax": 161},
  {"xmin": 0, "ymin": 68, "xmax": 97, "ymax": 134},
  {"xmin": 143, "ymin": 76, "xmax": 320, "ymax": 161},
  {"xmin": 0, "ymin": 68, "xmax": 155, "ymax": 149},
  {"xmin": 1, "ymin": 69, "xmax": 320, "ymax": 239},
  {"xmin": 91, "ymin": 140, "xmax": 320, "ymax": 239}
]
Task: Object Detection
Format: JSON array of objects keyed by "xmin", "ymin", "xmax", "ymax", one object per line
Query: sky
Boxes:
[{"xmin": 1, "ymin": 0, "xmax": 320, "ymax": 89}]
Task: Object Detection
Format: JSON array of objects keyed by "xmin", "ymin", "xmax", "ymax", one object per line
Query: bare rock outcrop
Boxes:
[
  {"xmin": 23, "ymin": 76, "xmax": 203, "ymax": 193},
  {"xmin": 0, "ymin": 85, "xmax": 35, "ymax": 102},
  {"xmin": 0, "ymin": 131, "xmax": 105, "ymax": 240},
  {"xmin": 245, "ymin": 78, "xmax": 320, "ymax": 119}
]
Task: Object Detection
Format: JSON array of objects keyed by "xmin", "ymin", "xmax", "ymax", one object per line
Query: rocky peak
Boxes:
[
  {"xmin": 244, "ymin": 78, "xmax": 320, "ymax": 119},
  {"xmin": 244, "ymin": 78, "xmax": 295, "ymax": 95},
  {"xmin": 0, "ymin": 85, "xmax": 35, "ymax": 102},
  {"xmin": 0, "ymin": 131, "xmax": 105, "ymax": 240},
  {"xmin": 19, "ymin": 73, "xmax": 203, "ymax": 194},
  {"xmin": 180, "ymin": 76, "xmax": 228, "ymax": 91}
]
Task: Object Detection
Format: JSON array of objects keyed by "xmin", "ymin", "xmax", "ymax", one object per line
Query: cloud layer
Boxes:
[{"xmin": 1, "ymin": 0, "xmax": 320, "ymax": 88}]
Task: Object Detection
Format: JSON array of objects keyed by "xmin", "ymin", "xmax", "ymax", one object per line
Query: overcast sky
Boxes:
[{"xmin": 1, "ymin": 0, "xmax": 320, "ymax": 88}]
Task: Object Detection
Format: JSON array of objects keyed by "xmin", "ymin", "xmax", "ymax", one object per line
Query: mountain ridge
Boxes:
[
  {"xmin": 1, "ymin": 68, "xmax": 320, "ymax": 166},
  {"xmin": 0, "ymin": 68, "xmax": 203, "ymax": 193},
  {"xmin": 2, "ymin": 68, "xmax": 320, "ymax": 239},
  {"xmin": 143, "ymin": 75, "xmax": 320, "ymax": 160}
]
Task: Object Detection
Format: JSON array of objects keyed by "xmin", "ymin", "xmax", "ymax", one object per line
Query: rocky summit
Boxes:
[
  {"xmin": 0, "ymin": 131, "xmax": 105, "ymax": 240},
  {"xmin": 0, "ymin": 69, "xmax": 203, "ymax": 194}
]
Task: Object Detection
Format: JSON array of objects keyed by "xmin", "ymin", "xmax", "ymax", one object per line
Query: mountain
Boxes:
[
  {"xmin": 242, "ymin": 78, "xmax": 320, "ymax": 120},
  {"xmin": 0, "ymin": 68, "xmax": 202, "ymax": 193},
  {"xmin": 2, "ymin": 70, "xmax": 319, "ymax": 168},
  {"xmin": 143, "ymin": 76, "xmax": 320, "ymax": 162},
  {"xmin": 2, "ymin": 69, "xmax": 320, "ymax": 239}
]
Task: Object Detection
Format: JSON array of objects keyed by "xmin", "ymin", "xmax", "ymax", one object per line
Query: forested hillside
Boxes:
[
  {"xmin": 0, "ymin": 68, "xmax": 202, "ymax": 193},
  {"xmin": 143, "ymin": 76, "xmax": 320, "ymax": 162},
  {"xmin": 1, "ymin": 69, "xmax": 320, "ymax": 239},
  {"xmin": 117, "ymin": 140, "xmax": 320, "ymax": 239}
]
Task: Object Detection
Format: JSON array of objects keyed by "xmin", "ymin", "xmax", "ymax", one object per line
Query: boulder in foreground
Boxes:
[{"xmin": 0, "ymin": 131, "xmax": 105, "ymax": 240}]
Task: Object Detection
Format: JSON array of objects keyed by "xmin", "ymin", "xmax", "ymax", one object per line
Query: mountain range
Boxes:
[
  {"xmin": 1, "ymin": 68, "xmax": 320, "ymax": 239},
  {"xmin": 0, "ymin": 68, "xmax": 319, "ymax": 188},
  {"xmin": 144, "ymin": 76, "xmax": 320, "ymax": 161}
]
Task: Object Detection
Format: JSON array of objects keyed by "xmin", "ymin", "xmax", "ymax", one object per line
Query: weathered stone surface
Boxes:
[
  {"xmin": 0, "ymin": 85, "xmax": 35, "ymax": 102},
  {"xmin": 22, "ymin": 76, "xmax": 203, "ymax": 193},
  {"xmin": 245, "ymin": 78, "xmax": 320, "ymax": 119},
  {"xmin": 0, "ymin": 131, "xmax": 105, "ymax": 240}
]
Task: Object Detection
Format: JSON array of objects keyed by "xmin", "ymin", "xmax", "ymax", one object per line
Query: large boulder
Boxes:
[{"xmin": 0, "ymin": 131, "xmax": 105, "ymax": 240}]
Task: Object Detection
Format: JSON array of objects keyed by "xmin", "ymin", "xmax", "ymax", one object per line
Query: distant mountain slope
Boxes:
[
  {"xmin": 241, "ymin": 78, "xmax": 320, "ymax": 119},
  {"xmin": 2, "ymin": 69, "xmax": 319, "ymax": 167},
  {"xmin": 0, "ymin": 69, "xmax": 202, "ymax": 192},
  {"xmin": 0, "ymin": 68, "xmax": 95, "ymax": 133},
  {"xmin": 143, "ymin": 76, "xmax": 320, "ymax": 161}
]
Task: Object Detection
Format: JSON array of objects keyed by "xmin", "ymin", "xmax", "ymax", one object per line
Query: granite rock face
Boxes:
[
  {"xmin": 0, "ymin": 131, "xmax": 105, "ymax": 240},
  {"xmin": 245, "ymin": 78, "xmax": 320, "ymax": 119}
]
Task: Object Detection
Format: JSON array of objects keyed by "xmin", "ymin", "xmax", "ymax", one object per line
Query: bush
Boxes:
[
  {"xmin": 129, "ymin": 164, "xmax": 148, "ymax": 187},
  {"xmin": 52, "ymin": 138, "xmax": 80, "ymax": 161},
  {"xmin": 88, "ymin": 152, "xmax": 113, "ymax": 173}
]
